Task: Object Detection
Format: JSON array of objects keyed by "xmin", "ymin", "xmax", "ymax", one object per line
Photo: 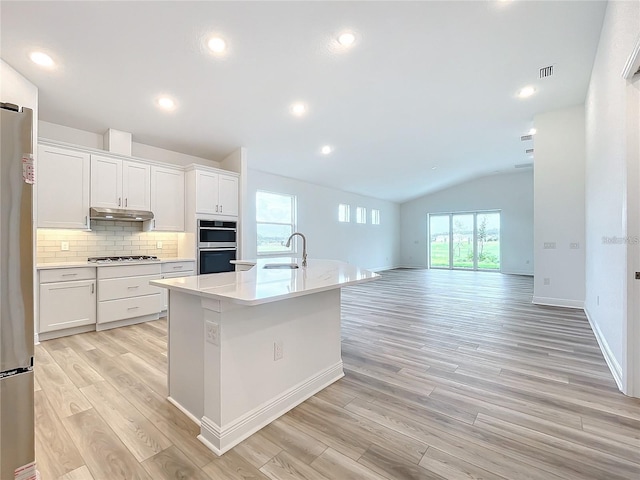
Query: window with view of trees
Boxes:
[
  {"xmin": 256, "ymin": 191, "xmax": 296, "ymax": 255},
  {"xmin": 428, "ymin": 211, "xmax": 500, "ymax": 271}
]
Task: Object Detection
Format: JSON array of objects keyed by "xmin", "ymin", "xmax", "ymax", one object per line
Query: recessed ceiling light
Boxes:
[
  {"xmin": 337, "ymin": 32, "xmax": 356, "ymax": 47},
  {"xmin": 207, "ymin": 36, "xmax": 227, "ymax": 53},
  {"xmin": 29, "ymin": 51, "xmax": 54, "ymax": 67},
  {"xmin": 157, "ymin": 96, "xmax": 176, "ymax": 110},
  {"xmin": 528, "ymin": 128, "xmax": 537, "ymax": 135},
  {"xmin": 321, "ymin": 145, "xmax": 333, "ymax": 155},
  {"xmin": 290, "ymin": 102, "xmax": 307, "ymax": 116},
  {"xmin": 517, "ymin": 86, "xmax": 536, "ymax": 98}
]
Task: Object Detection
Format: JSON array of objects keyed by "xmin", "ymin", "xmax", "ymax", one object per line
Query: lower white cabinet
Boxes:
[
  {"xmin": 97, "ymin": 264, "xmax": 162, "ymax": 327},
  {"xmin": 160, "ymin": 261, "xmax": 195, "ymax": 311},
  {"xmin": 39, "ymin": 268, "xmax": 96, "ymax": 333}
]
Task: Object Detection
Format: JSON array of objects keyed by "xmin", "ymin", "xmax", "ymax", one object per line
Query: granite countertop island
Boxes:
[
  {"xmin": 150, "ymin": 258, "xmax": 379, "ymax": 456},
  {"xmin": 151, "ymin": 257, "xmax": 379, "ymax": 306}
]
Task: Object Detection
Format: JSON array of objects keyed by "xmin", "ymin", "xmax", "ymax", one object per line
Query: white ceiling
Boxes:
[{"xmin": 1, "ymin": 1, "xmax": 607, "ymax": 203}]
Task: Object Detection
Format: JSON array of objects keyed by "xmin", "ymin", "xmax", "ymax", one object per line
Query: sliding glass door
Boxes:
[
  {"xmin": 428, "ymin": 211, "xmax": 500, "ymax": 271},
  {"xmin": 429, "ymin": 215, "xmax": 450, "ymax": 268}
]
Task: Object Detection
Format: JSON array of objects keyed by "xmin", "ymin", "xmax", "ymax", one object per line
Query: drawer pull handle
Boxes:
[
  {"xmin": 173, "ymin": 266, "xmax": 183, "ymax": 269},
  {"xmin": 127, "ymin": 285, "xmax": 139, "ymax": 289},
  {"xmin": 127, "ymin": 306, "xmax": 139, "ymax": 310},
  {"xmin": 62, "ymin": 273, "xmax": 78, "ymax": 276}
]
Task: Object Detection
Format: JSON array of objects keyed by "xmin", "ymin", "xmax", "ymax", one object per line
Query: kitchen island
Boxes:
[{"xmin": 150, "ymin": 258, "xmax": 379, "ymax": 455}]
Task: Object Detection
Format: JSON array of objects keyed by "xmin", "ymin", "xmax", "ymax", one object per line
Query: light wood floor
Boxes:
[{"xmin": 35, "ymin": 269, "xmax": 640, "ymax": 480}]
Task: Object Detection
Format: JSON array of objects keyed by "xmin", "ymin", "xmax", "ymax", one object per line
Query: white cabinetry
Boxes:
[
  {"xmin": 96, "ymin": 264, "xmax": 162, "ymax": 330},
  {"xmin": 90, "ymin": 155, "xmax": 151, "ymax": 211},
  {"xmin": 150, "ymin": 166, "xmax": 184, "ymax": 231},
  {"xmin": 160, "ymin": 261, "xmax": 195, "ymax": 311},
  {"xmin": 39, "ymin": 268, "xmax": 96, "ymax": 334},
  {"xmin": 187, "ymin": 166, "xmax": 239, "ymax": 217},
  {"xmin": 37, "ymin": 145, "xmax": 90, "ymax": 229}
]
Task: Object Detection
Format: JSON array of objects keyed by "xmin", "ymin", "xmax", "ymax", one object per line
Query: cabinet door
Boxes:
[
  {"xmin": 39, "ymin": 279, "xmax": 96, "ymax": 333},
  {"xmin": 37, "ymin": 145, "xmax": 90, "ymax": 229},
  {"xmin": 122, "ymin": 161, "xmax": 151, "ymax": 211},
  {"xmin": 218, "ymin": 175, "xmax": 239, "ymax": 217},
  {"xmin": 91, "ymin": 155, "xmax": 122, "ymax": 208},
  {"xmin": 195, "ymin": 171, "xmax": 219, "ymax": 214},
  {"xmin": 151, "ymin": 166, "xmax": 184, "ymax": 231}
]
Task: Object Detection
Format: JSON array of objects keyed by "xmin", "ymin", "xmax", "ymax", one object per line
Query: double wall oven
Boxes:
[{"xmin": 198, "ymin": 220, "xmax": 237, "ymax": 274}]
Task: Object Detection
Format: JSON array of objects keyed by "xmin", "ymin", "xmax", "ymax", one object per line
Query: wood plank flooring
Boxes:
[{"xmin": 34, "ymin": 269, "xmax": 640, "ymax": 479}]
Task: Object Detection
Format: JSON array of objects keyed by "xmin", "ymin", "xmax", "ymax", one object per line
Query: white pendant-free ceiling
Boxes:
[{"xmin": 0, "ymin": 1, "xmax": 606, "ymax": 202}]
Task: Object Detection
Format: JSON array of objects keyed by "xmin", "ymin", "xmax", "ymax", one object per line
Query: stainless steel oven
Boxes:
[{"xmin": 197, "ymin": 220, "xmax": 237, "ymax": 274}]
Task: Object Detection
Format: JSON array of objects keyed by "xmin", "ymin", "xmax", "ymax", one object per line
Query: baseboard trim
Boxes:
[
  {"xmin": 37, "ymin": 324, "xmax": 95, "ymax": 342},
  {"xmin": 199, "ymin": 361, "xmax": 344, "ymax": 456},
  {"xmin": 370, "ymin": 265, "xmax": 401, "ymax": 272},
  {"xmin": 167, "ymin": 396, "xmax": 201, "ymax": 427},
  {"xmin": 95, "ymin": 313, "xmax": 160, "ymax": 331},
  {"xmin": 584, "ymin": 307, "xmax": 624, "ymax": 392},
  {"xmin": 532, "ymin": 296, "xmax": 584, "ymax": 309}
]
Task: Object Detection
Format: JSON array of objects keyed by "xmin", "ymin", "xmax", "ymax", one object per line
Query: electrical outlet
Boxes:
[
  {"xmin": 274, "ymin": 340, "xmax": 283, "ymax": 361},
  {"xmin": 544, "ymin": 278, "xmax": 550, "ymax": 286},
  {"xmin": 157, "ymin": 241, "xmax": 163, "ymax": 249},
  {"xmin": 543, "ymin": 242, "xmax": 556, "ymax": 249},
  {"xmin": 206, "ymin": 321, "xmax": 219, "ymax": 345},
  {"xmin": 61, "ymin": 241, "xmax": 69, "ymax": 251}
]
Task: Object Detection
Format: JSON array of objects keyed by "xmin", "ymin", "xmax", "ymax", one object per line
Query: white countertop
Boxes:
[
  {"xmin": 37, "ymin": 258, "xmax": 196, "ymax": 270},
  {"xmin": 150, "ymin": 258, "xmax": 380, "ymax": 306}
]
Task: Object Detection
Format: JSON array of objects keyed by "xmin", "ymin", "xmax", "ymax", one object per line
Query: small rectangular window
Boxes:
[
  {"xmin": 356, "ymin": 206, "xmax": 367, "ymax": 224},
  {"xmin": 256, "ymin": 191, "xmax": 296, "ymax": 255},
  {"xmin": 338, "ymin": 204, "xmax": 350, "ymax": 222},
  {"xmin": 371, "ymin": 209, "xmax": 380, "ymax": 225}
]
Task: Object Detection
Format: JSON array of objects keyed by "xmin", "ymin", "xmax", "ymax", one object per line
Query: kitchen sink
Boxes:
[{"xmin": 263, "ymin": 263, "xmax": 299, "ymax": 269}]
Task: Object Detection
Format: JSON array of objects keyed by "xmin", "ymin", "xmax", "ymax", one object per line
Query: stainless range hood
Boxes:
[{"xmin": 89, "ymin": 207, "xmax": 154, "ymax": 222}]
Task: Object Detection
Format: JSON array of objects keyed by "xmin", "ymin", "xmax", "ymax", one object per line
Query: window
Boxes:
[
  {"xmin": 428, "ymin": 211, "xmax": 501, "ymax": 271},
  {"xmin": 371, "ymin": 209, "xmax": 380, "ymax": 225},
  {"xmin": 256, "ymin": 191, "xmax": 296, "ymax": 255},
  {"xmin": 338, "ymin": 204, "xmax": 350, "ymax": 222},
  {"xmin": 356, "ymin": 206, "xmax": 367, "ymax": 224}
]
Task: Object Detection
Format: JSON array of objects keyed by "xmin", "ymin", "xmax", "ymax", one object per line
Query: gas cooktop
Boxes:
[{"xmin": 88, "ymin": 255, "xmax": 160, "ymax": 264}]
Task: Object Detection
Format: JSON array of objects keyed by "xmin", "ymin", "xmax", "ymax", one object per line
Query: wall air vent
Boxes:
[
  {"xmin": 539, "ymin": 65, "xmax": 554, "ymax": 79},
  {"xmin": 515, "ymin": 163, "xmax": 533, "ymax": 169},
  {"xmin": 525, "ymin": 148, "xmax": 534, "ymax": 154},
  {"xmin": 520, "ymin": 134, "xmax": 533, "ymax": 141}
]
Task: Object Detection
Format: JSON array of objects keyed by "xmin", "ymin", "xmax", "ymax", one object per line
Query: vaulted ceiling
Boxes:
[{"xmin": 0, "ymin": 1, "xmax": 607, "ymax": 202}]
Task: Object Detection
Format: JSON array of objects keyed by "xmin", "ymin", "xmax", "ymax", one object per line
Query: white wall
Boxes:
[
  {"xmin": 242, "ymin": 169, "xmax": 401, "ymax": 271},
  {"xmin": 533, "ymin": 105, "xmax": 586, "ymax": 308},
  {"xmin": 585, "ymin": 0, "xmax": 640, "ymax": 394},
  {"xmin": 39, "ymin": 120, "xmax": 220, "ymax": 168},
  {"xmin": 399, "ymin": 171, "xmax": 533, "ymax": 275}
]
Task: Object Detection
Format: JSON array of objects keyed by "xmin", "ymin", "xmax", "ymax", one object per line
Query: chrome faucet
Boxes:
[{"xmin": 285, "ymin": 232, "xmax": 307, "ymax": 267}]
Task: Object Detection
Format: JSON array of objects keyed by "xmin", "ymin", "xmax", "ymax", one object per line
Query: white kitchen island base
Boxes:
[
  {"xmin": 152, "ymin": 258, "xmax": 378, "ymax": 456},
  {"xmin": 168, "ymin": 288, "xmax": 344, "ymax": 455}
]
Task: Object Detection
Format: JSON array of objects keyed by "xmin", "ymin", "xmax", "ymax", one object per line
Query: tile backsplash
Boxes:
[{"xmin": 37, "ymin": 220, "xmax": 179, "ymax": 263}]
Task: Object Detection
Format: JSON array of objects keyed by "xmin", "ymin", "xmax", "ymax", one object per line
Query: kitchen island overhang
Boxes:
[{"xmin": 150, "ymin": 258, "xmax": 379, "ymax": 455}]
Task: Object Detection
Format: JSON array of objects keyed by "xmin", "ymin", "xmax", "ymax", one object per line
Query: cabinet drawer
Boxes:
[
  {"xmin": 40, "ymin": 267, "xmax": 95, "ymax": 283},
  {"xmin": 98, "ymin": 263, "xmax": 161, "ymax": 280},
  {"xmin": 97, "ymin": 294, "xmax": 161, "ymax": 324},
  {"xmin": 39, "ymin": 279, "xmax": 96, "ymax": 333},
  {"xmin": 98, "ymin": 274, "xmax": 162, "ymax": 301},
  {"xmin": 162, "ymin": 261, "xmax": 195, "ymax": 273}
]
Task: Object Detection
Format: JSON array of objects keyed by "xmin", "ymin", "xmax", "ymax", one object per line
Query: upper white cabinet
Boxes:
[
  {"xmin": 189, "ymin": 166, "xmax": 239, "ymax": 217},
  {"xmin": 90, "ymin": 155, "xmax": 150, "ymax": 211},
  {"xmin": 150, "ymin": 166, "xmax": 184, "ymax": 231},
  {"xmin": 37, "ymin": 145, "xmax": 90, "ymax": 229}
]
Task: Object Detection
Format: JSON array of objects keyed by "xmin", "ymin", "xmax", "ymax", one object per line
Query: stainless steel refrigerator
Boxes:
[{"xmin": 0, "ymin": 102, "xmax": 36, "ymax": 480}]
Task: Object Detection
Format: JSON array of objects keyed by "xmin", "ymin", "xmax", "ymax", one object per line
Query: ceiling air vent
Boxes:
[
  {"xmin": 520, "ymin": 134, "xmax": 533, "ymax": 141},
  {"xmin": 515, "ymin": 163, "xmax": 533, "ymax": 169},
  {"xmin": 539, "ymin": 65, "xmax": 554, "ymax": 79},
  {"xmin": 525, "ymin": 148, "xmax": 534, "ymax": 154}
]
